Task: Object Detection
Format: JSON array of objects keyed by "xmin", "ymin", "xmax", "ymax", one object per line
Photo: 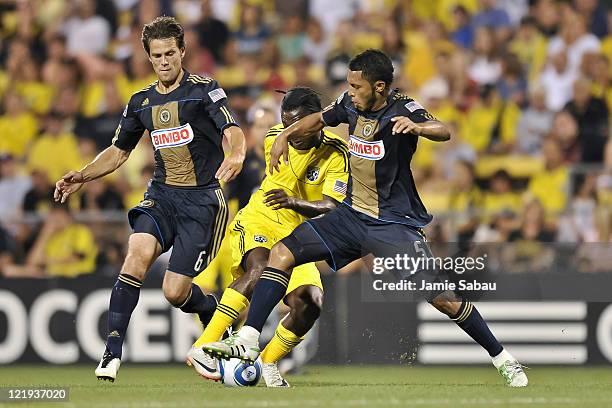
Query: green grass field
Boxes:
[{"xmin": 1, "ymin": 365, "xmax": 611, "ymax": 408}]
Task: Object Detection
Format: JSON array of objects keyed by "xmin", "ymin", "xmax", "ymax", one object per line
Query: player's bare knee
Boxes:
[
  {"xmin": 162, "ymin": 281, "xmax": 190, "ymax": 307},
  {"xmin": 269, "ymin": 242, "xmax": 295, "ymax": 271}
]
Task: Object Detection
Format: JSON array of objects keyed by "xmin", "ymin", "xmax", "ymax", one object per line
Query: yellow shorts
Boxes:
[{"xmin": 197, "ymin": 208, "xmax": 323, "ymax": 295}]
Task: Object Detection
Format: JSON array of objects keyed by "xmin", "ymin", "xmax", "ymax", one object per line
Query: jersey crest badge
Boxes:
[{"xmin": 306, "ymin": 166, "xmax": 320, "ymax": 182}]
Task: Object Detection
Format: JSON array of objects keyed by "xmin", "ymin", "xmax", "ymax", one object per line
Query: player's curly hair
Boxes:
[
  {"xmin": 278, "ymin": 87, "xmax": 322, "ymax": 115},
  {"xmin": 349, "ymin": 49, "xmax": 394, "ymax": 88},
  {"xmin": 141, "ymin": 16, "xmax": 185, "ymax": 55}
]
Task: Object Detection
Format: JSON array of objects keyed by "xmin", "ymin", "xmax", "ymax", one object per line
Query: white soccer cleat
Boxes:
[
  {"xmin": 493, "ymin": 350, "xmax": 528, "ymax": 387},
  {"xmin": 95, "ymin": 351, "xmax": 121, "ymax": 382},
  {"xmin": 186, "ymin": 346, "xmax": 222, "ymax": 382},
  {"xmin": 262, "ymin": 362, "xmax": 290, "ymax": 388},
  {"xmin": 203, "ymin": 331, "xmax": 260, "ymax": 362}
]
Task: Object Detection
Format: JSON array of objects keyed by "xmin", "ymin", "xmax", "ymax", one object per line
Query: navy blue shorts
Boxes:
[
  {"xmin": 128, "ymin": 181, "xmax": 228, "ymax": 277},
  {"xmin": 282, "ymin": 204, "xmax": 430, "ymax": 271}
]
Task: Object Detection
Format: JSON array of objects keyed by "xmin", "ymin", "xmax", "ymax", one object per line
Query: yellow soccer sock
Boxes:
[
  {"xmin": 193, "ymin": 288, "xmax": 249, "ymax": 347},
  {"xmin": 260, "ymin": 323, "xmax": 303, "ymax": 364}
]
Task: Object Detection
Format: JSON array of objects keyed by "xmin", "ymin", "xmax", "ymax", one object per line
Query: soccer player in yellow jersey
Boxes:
[{"xmin": 187, "ymin": 87, "xmax": 349, "ymax": 387}]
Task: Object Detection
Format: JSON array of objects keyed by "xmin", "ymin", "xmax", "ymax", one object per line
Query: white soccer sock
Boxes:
[
  {"xmin": 492, "ymin": 348, "xmax": 514, "ymax": 368},
  {"xmin": 239, "ymin": 325, "xmax": 260, "ymax": 344}
]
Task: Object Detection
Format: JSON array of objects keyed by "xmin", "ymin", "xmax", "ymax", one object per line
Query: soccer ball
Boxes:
[{"xmin": 219, "ymin": 358, "xmax": 262, "ymax": 387}]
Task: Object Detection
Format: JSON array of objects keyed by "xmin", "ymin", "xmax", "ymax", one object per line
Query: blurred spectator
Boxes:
[
  {"xmin": 527, "ymin": 138, "xmax": 569, "ymax": 214},
  {"xmin": 325, "ymin": 20, "xmax": 353, "ymax": 86},
  {"xmin": 574, "ymin": 0, "xmax": 608, "ymax": 38},
  {"xmin": 194, "ymin": 0, "xmax": 230, "ymax": 64},
  {"xmin": 588, "ymin": 54, "xmax": 611, "ymax": 112},
  {"xmin": 308, "ymin": 0, "xmax": 355, "ymax": 34},
  {"xmin": 483, "ymin": 169, "xmax": 522, "ymax": 216},
  {"xmin": 467, "ymin": 26, "xmax": 501, "ymax": 85},
  {"xmin": 547, "ymin": 10, "xmax": 600, "ymax": 77},
  {"xmin": 234, "ymin": 3, "xmax": 270, "ymax": 56},
  {"xmin": 558, "ymin": 173, "xmax": 599, "ymax": 242},
  {"xmin": 538, "ymin": 50, "xmax": 576, "ymax": 111},
  {"xmin": 472, "ymin": 0, "xmax": 512, "ymax": 43},
  {"xmin": 515, "ymin": 87, "xmax": 554, "ymax": 155},
  {"xmin": 532, "ymin": 0, "xmax": 560, "ymax": 37},
  {"xmin": 27, "ymin": 111, "xmax": 82, "ymax": 182},
  {"xmin": 124, "ymin": 165, "xmax": 154, "ymax": 209},
  {"xmin": 25, "ymin": 203, "xmax": 98, "ymax": 277},
  {"xmin": 509, "ymin": 16, "xmax": 547, "ymax": 81},
  {"xmin": 303, "ymin": 17, "xmax": 330, "ymax": 68},
  {"xmin": 80, "ymin": 179, "xmax": 125, "ymax": 211},
  {"xmin": 277, "ymin": 15, "xmax": 306, "ymax": 62},
  {"xmin": 451, "ymin": 5, "xmax": 474, "ymax": 49},
  {"xmin": 0, "ymin": 92, "xmax": 39, "ymax": 160},
  {"xmin": 380, "ymin": 21, "xmax": 405, "ymax": 71},
  {"xmin": 227, "ymin": 106, "xmax": 273, "ymax": 211},
  {"xmin": 62, "ymin": 0, "xmax": 112, "ymax": 56},
  {"xmin": 549, "ymin": 110, "xmax": 581, "ymax": 164},
  {"xmin": 448, "ymin": 160, "xmax": 483, "ymax": 242},
  {"xmin": 563, "ymin": 77, "xmax": 609, "ymax": 163},
  {"xmin": 504, "ymin": 199, "xmax": 556, "ymax": 272},
  {"xmin": 22, "ymin": 170, "xmax": 54, "ymax": 214},
  {"xmin": 495, "ymin": 53, "xmax": 528, "ymax": 106},
  {"xmin": 0, "ymin": 154, "xmax": 32, "ymax": 224}
]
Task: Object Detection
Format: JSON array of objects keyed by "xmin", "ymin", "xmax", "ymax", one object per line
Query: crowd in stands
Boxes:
[{"xmin": 0, "ymin": 0, "xmax": 610, "ymax": 278}]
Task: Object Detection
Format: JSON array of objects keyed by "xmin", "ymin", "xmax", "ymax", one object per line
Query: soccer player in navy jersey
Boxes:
[
  {"xmin": 203, "ymin": 49, "xmax": 528, "ymax": 387},
  {"xmin": 54, "ymin": 16, "xmax": 246, "ymax": 382}
]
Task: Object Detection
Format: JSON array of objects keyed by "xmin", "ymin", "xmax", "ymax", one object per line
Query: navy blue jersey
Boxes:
[
  {"xmin": 322, "ymin": 89, "xmax": 434, "ymax": 227},
  {"xmin": 112, "ymin": 70, "xmax": 239, "ymax": 187}
]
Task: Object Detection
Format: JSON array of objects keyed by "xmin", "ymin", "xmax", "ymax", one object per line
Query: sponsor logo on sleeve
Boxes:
[
  {"xmin": 348, "ymin": 136, "xmax": 385, "ymax": 160},
  {"xmin": 208, "ymin": 88, "xmax": 227, "ymax": 103},
  {"xmin": 150, "ymin": 123, "xmax": 195, "ymax": 150}
]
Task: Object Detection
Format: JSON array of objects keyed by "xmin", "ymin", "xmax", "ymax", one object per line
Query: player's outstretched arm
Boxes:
[
  {"xmin": 269, "ymin": 112, "xmax": 326, "ymax": 174},
  {"xmin": 390, "ymin": 117, "xmax": 451, "ymax": 142},
  {"xmin": 216, "ymin": 125, "xmax": 246, "ymax": 182},
  {"xmin": 54, "ymin": 145, "xmax": 130, "ymax": 203},
  {"xmin": 264, "ymin": 189, "xmax": 338, "ymax": 218}
]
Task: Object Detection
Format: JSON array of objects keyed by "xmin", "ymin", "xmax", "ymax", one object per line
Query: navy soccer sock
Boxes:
[
  {"xmin": 105, "ymin": 274, "xmax": 142, "ymax": 358},
  {"xmin": 452, "ymin": 300, "xmax": 503, "ymax": 357},
  {"xmin": 244, "ymin": 267, "xmax": 290, "ymax": 332},
  {"xmin": 179, "ymin": 284, "xmax": 218, "ymax": 326}
]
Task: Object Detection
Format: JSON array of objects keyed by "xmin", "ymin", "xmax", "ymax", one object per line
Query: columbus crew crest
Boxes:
[{"xmin": 306, "ymin": 166, "xmax": 320, "ymax": 182}]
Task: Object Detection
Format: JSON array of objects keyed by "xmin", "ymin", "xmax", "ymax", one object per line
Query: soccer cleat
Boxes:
[
  {"xmin": 202, "ymin": 333, "xmax": 260, "ymax": 362},
  {"xmin": 497, "ymin": 359, "xmax": 528, "ymax": 387},
  {"xmin": 186, "ymin": 346, "xmax": 222, "ymax": 381},
  {"xmin": 95, "ymin": 350, "xmax": 121, "ymax": 382},
  {"xmin": 262, "ymin": 362, "xmax": 290, "ymax": 387}
]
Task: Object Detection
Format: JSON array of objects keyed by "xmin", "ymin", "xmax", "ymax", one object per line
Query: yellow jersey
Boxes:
[{"xmin": 240, "ymin": 124, "xmax": 349, "ymax": 230}]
